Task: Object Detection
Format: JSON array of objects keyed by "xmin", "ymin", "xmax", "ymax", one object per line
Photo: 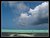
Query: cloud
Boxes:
[
  {"xmin": 16, "ymin": 2, "xmax": 29, "ymax": 11},
  {"xmin": 18, "ymin": 2, "xmax": 49, "ymax": 26},
  {"xmin": 20, "ymin": 13, "xmax": 31, "ymax": 18},
  {"xmin": 2, "ymin": 1, "xmax": 29, "ymax": 13},
  {"xmin": 8, "ymin": 1, "xmax": 29, "ymax": 15},
  {"xmin": 29, "ymin": 2, "xmax": 49, "ymax": 18},
  {"xmin": 3, "ymin": 1, "xmax": 48, "ymax": 26},
  {"xmin": 8, "ymin": 1, "xmax": 29, "ymax": 11}
]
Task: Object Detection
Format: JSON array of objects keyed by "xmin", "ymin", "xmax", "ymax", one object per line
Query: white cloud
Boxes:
[
  {"xmin": 7, "ymin": 1, "xmax": 29, "ymax": 14},
  {"xmin": 8, "ymin": 1, "xmax": 29, "ymax": 10},
  {"xmin": 16, "ymin": 2, "xmax": 29, "ymax": 11},
  {"xmin": 20, "ymin": 13, "xmax": 31, "ymax": 18},
  {"xmin": 4, "ymin": 1, "xmax": 48, "ymax": 26},
  {"xmin": 29, "ymin": 2, "xmax": 49, "ymax": 18},
  {"xmin": 18, "ymin": 2, "xmax": 49, "ymax": 26},
  {"xmin": 2, "ymin": 1, "xmax": 29, "ymax": 11}
]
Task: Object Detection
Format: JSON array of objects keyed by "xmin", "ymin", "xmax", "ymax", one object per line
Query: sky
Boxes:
[{"xmin": 1, "ymin": 1, "xmax": 49, "ymax": 30}]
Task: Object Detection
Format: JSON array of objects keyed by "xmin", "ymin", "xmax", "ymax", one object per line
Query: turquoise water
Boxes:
[{"xmin": 1, "ymin": 29, "xmax": 48, "ymax": 33}]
